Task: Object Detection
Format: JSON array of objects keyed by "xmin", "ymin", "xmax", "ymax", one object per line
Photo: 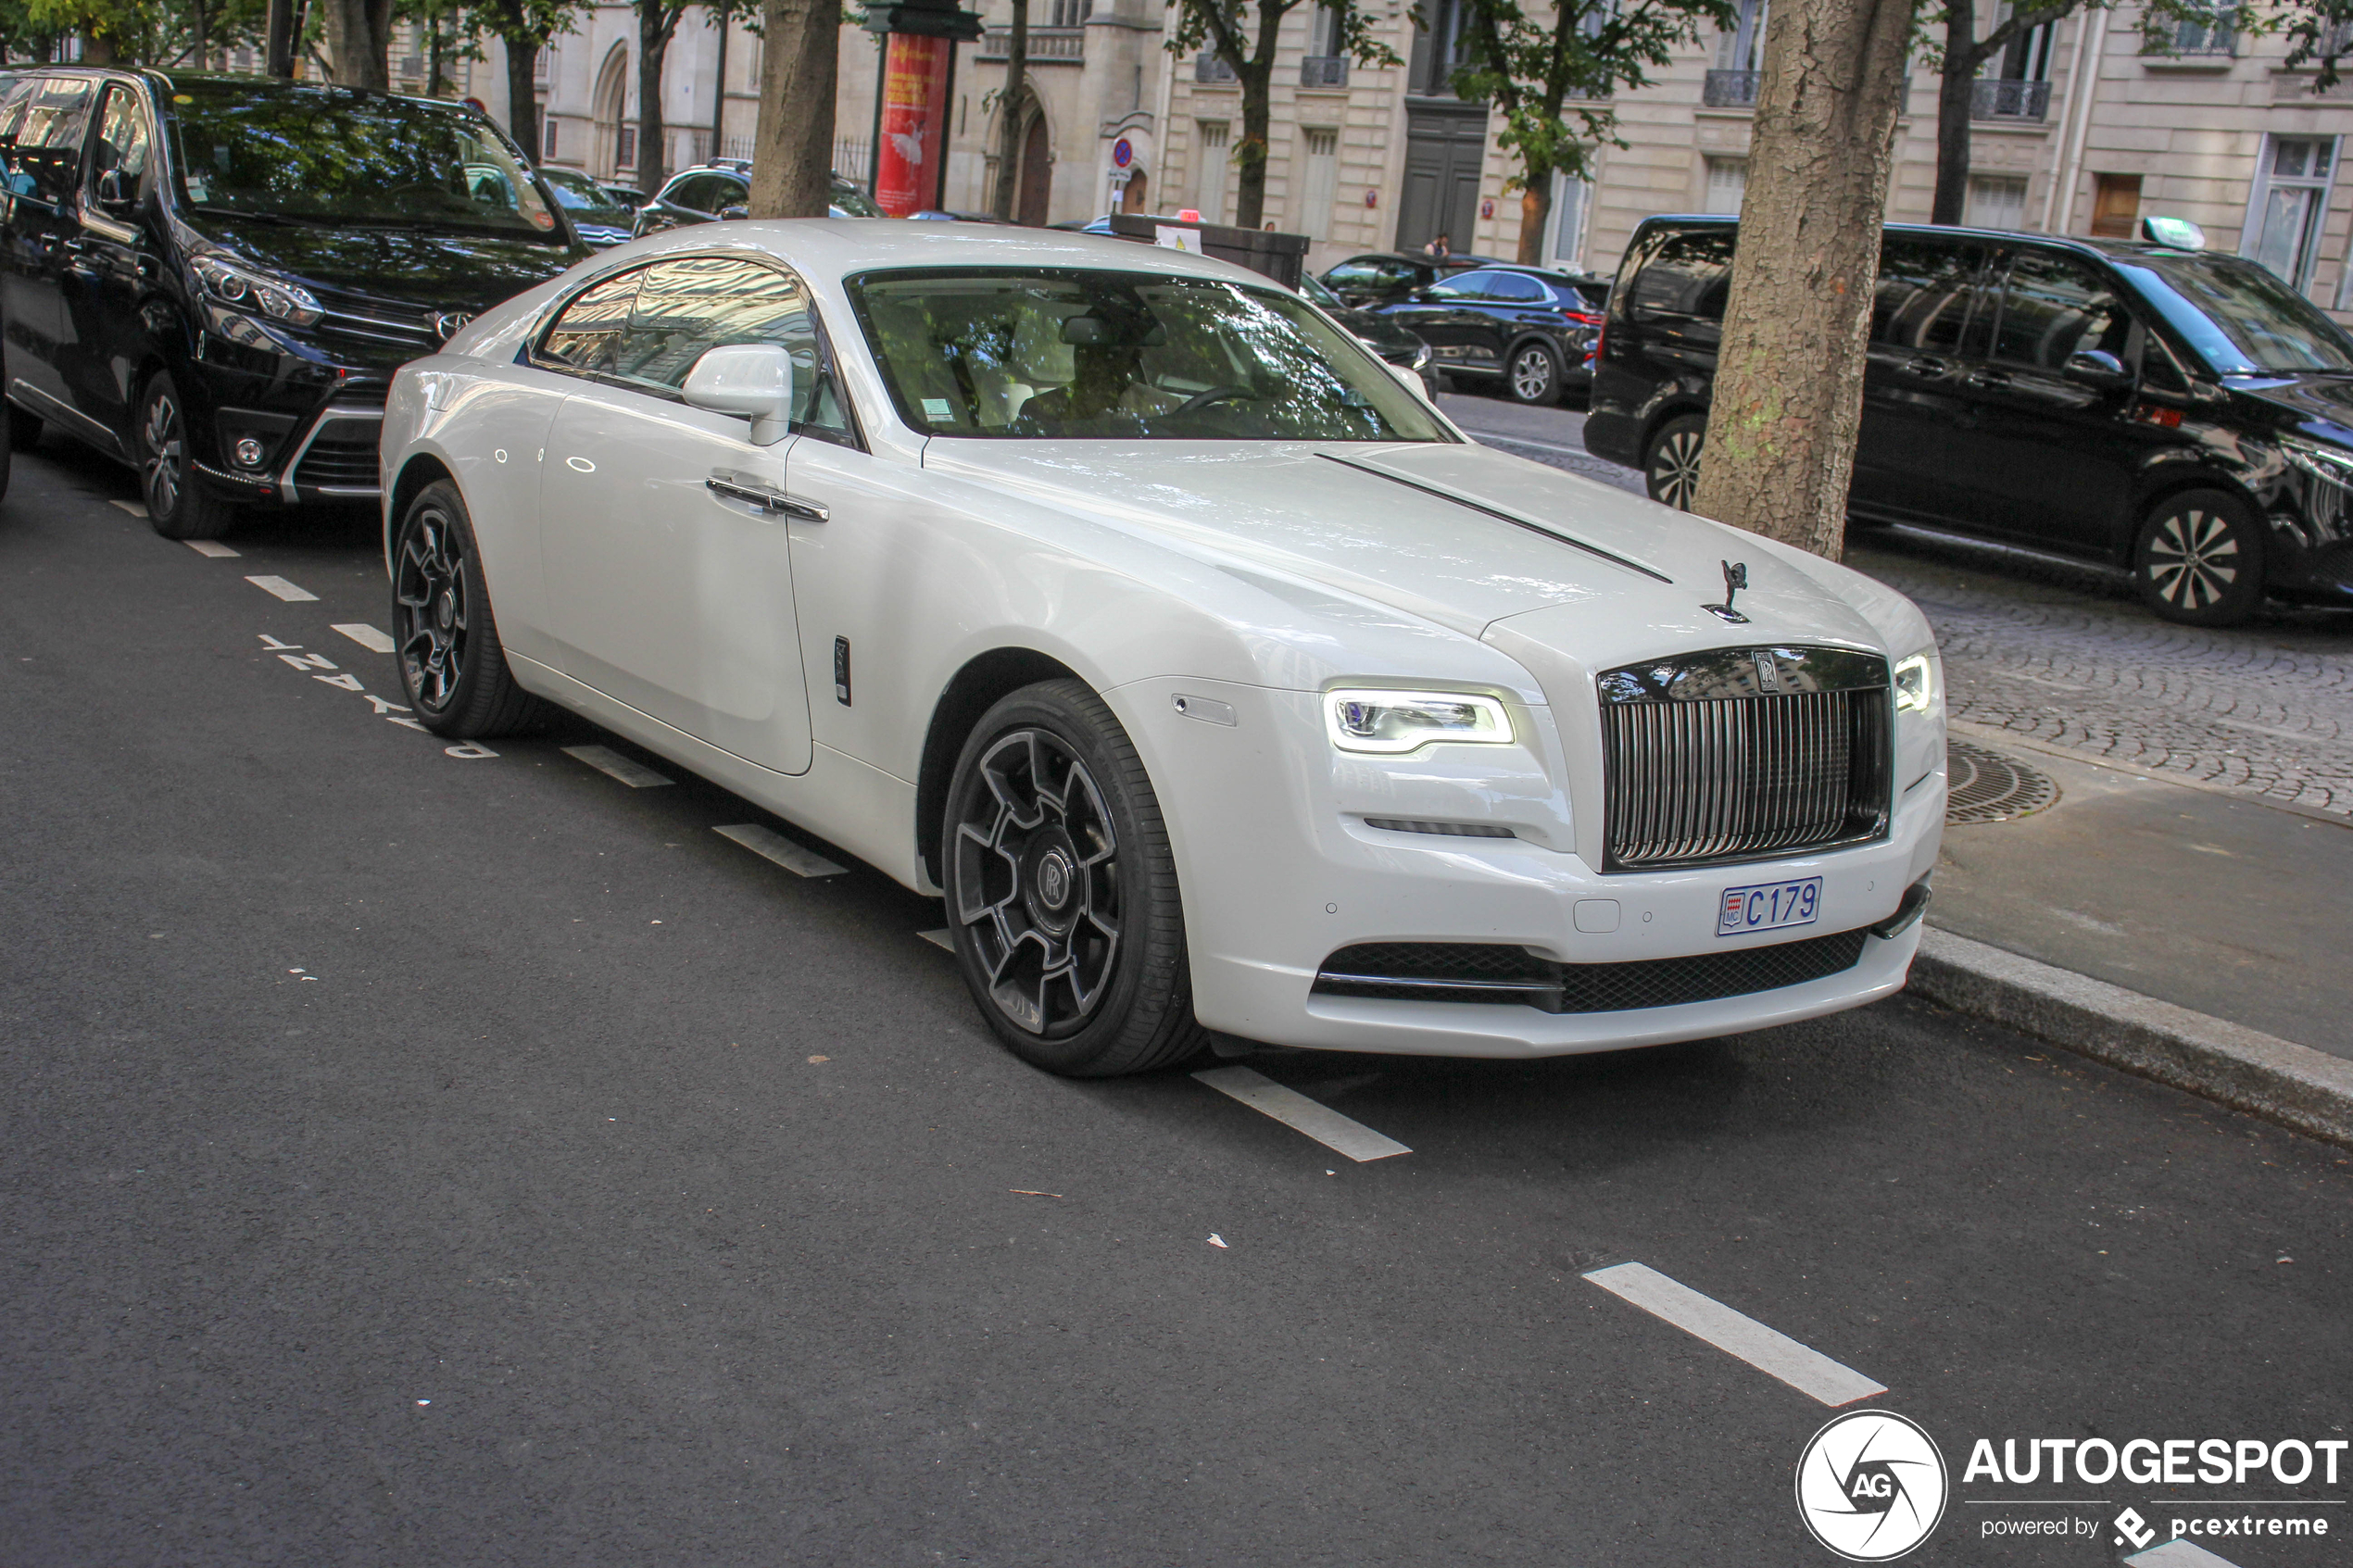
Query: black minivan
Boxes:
[
  {"xmin": 1586, "ymin": 216, "xmax": 2353, "ymax": 625},
  {"xmin": 0, "ymin": 69, "xmax": 590, "ymax": 539}
]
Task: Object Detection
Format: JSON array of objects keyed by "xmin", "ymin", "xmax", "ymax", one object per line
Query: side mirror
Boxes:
[
  {"xmin": 683, "ymin": 343, "xmax": 794, "ymax": 445},
  {"xmin": 718, "ymin": 204, "xmax": 749, "ymax": 221},
  {"xmin": 94, "ymin": 167, "xmax": 133, "ymax": 208},
  {"xmin": 2063, "ymin": 348, "xmax": 2132, "ymax": 389}
]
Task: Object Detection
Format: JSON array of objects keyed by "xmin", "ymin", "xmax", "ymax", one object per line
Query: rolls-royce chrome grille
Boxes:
[{"xmin": 1597, "ymin": 646, "xmax": 1892, "ymax": 872}]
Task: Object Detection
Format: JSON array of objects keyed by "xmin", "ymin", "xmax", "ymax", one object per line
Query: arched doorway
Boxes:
[
  {"xmin": 592, "ymin": 44, "xmax": 631, "ymax": 181},
  {"xmin": 1119, "ymin": 168, "xmax": 1147, "ymax": 214},
  {"xmin": 1016, "ymin": 112, "xmax": 1051, "ymax": 226}
]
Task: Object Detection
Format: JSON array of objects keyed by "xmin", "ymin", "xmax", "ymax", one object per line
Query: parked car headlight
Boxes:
[
  {"xmin": 1326, "ymin": 689, "xmax": 1513, "ymax": 754},
  {"xmin": 1892, "ymin": 652, "xmax": 1937, "ymax": 714},
  {"xmin": 191, "ymin": 254, "xmax": 322, "ymax": 328}
]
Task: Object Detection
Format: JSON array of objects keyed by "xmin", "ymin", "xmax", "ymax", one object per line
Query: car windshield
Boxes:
[
  {"xmin": 2115, "ymin": 252, "xmax": 2353, "ymax": 375},
  {"xmin": 542, "ymin": 168, "xmax": 632, "ymax": 226},
  {"xmin": 163, "ymin": 78, "xmax": 561, "ymax": 241},
  {"xmin": 849, "ymin": 268, "xmax": 1448, "ymax": 442}
]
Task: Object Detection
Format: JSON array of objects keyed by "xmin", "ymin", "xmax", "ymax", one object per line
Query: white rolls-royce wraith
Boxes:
[{"xmin": 379, "ymin": 222, "xmax": 1944, "ymax": 1076}]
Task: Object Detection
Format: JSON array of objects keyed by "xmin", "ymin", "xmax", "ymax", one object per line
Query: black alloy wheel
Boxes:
[
  {"xmin": 390, "ymin": 479, "xmax": 551, "ymax": 735},
  {"xmin": 943, "ymin": 680, "xmax": 1204, "ymax": 1077},
  {"xmin": 2133, "ymin": 488, "xmax": 2263, "ymax": 627},
  {"xmin": 1645, "ymin": 413, "xmax": 1707, "ymax": 510},
  {"xmin": 135, "ymin": 370, "xmax": 235, "ymax": 541},
  {"xmin": 1507, "ymin": 341, "xmax": 1561, "ymax": 406}
]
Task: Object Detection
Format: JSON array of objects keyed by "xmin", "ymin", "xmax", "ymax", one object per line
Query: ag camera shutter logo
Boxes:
[{"xmin": 1795, "ymin": 1411, "xmax": 1949, "ymax": 1561}]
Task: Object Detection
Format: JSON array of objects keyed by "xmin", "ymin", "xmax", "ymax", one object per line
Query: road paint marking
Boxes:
[
  {"xmin": 111, "ymin": 498, "xmax": 148, "ymax": 517},
  {"xmin": 184, "ymin": 539, "xmax": 239, "ymax": 558},
  {"xmin": 917, "ymin": 928, "xmax": 953, "ymax": 951},
  {"xmin": 332, "ymin": 622, "xmax": 395, "ymax": 654},
  {"xmin": 245, "ymin": 575, "xmax": 318, "ymax": 602},
  {"xmin": 562, "ymin": 744, "xmax": 673, "ymax": 788},
  {"xmin": 1191, "ymin": 1065, "xmax": 1411, "ymax": 1162},
  {"xmin": 1582, "ymin": 1261, "xmax": 1886, "ymax": 1407},
  {"xmin": 2127, "ymin": 1544, "xmax": 2246, "ymax": 1567},
  {"xmin": 714, "ymin": 823, "xmax": 846, "ymax": 878}
]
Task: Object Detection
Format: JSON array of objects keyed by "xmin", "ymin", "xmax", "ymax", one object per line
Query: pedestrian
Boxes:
[{"xmin": 1424, "ymin": 232, "xmax": 1451, "ymax": 258}]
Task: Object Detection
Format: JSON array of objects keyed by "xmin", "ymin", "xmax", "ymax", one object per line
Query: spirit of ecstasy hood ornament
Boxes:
[{"xmin": 1704, "ymin": 559, "xmax": 1750, "ymax": 624}]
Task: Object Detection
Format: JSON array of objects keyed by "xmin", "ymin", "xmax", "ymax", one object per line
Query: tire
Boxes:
[
  {"xmin": 942, "ymin": 679, "xmax": 1206, "ymax": 1077},
  {"xmin": 390, "ymin": 479, "xmax": 554, "ymax": 736},
  {"xmin": 8, "ymin": 401, "xmax": 41, "ymax": 450},
  {"xmin": 1644, "ymin": 413, "xmax": 1707, "ymax": 510},
  {"xmin": 135, "ymin": 370, "xmax": 237, "ymax": 541},
  {"xmin": 2133, "ymin": 488, "xmax": 2264, "ymax": 627},
  {"xmin": 1505, "ymin": 341, "xmax": 1561, "ymax": 406}
]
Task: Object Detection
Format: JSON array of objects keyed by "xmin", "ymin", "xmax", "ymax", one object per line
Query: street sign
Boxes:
[{"xmin": 1112, "ymin": 138, "xmax": 1133, "ymax": 169}]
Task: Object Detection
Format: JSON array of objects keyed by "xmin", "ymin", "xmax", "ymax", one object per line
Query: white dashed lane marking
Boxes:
[
  {"xmin": 1583, "ymin": 1261, "xmax": 1886, "ymax": 1408},
  {"xmin": 917, "ymin": 929, "xmax": 953, "ymax": 951},
  {"xmin": 332, "ymin": 623, "xmax": 396, "ymax": 654},
  {"xmin": 562, "ymin": 745, "xmax": 673, "ymax": 788},
  {"xmin": 111, "ymin": 498, "xmax": 147, "ymax": 517},
  {"xmin": 184, "ymin": 539, "xmax": 239, "ymax": 558},
  {"xmin": 245, "ymin": 575, "xmax": 318, "ymax": 603},
  {"xmin": 2128, "ymin": 1543, "xmax": 2247, "ymax": 1567},
  {"xmin": 1191, "ymin": 1065, "xmax": 1411, "ymax": 1162},
  {"xmin": 714, "ymin": 823, "xmax": 846, "ymax": 878}
]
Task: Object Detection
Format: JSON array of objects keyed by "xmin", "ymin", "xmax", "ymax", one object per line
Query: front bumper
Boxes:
[{"xmin": 1116, "ymin": 675, "xmax": 1944, "ymax": 1059}]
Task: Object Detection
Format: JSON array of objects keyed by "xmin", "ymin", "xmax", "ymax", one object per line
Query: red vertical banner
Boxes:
[{"xmin": 874, "ymin": 34, "xmax": 950, "ymax": 217}]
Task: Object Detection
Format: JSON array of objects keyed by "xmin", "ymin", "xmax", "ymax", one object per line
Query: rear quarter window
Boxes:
[{"xmin": 1628, "ymin": 231, "xmax": 1734, "ymax": 321}]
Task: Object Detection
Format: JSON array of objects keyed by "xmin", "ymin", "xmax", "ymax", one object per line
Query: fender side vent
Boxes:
[{"xmin": 1362, "ymin": 818, "xmax": 1516, "ymax": 838}]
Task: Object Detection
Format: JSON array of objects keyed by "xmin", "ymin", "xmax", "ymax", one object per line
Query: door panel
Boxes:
[
  {"xmin": 63, "ymin": 82, "xmax": 153, "ymax": 438},
  {"xmin": 1853, "ymin": 236, "xmax": 1991, "ymax": 523},
  {"xmin": 1, "ymin": 76, "xmax": 95, "ymax": 420}
]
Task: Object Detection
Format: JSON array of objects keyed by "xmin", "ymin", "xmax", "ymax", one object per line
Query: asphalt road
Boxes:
[{"xmin": 4, "ymin": 431, "xmax": 2349, "ymax": 1568}]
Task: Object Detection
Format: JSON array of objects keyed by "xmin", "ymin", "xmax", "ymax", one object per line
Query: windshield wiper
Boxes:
[{"xmin": 187, "ymin": 205, "xmax": 308, "ymax": 226}]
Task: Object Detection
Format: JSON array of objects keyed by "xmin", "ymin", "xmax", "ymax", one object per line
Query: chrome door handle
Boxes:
[
  {"xmin": 1903, "ymin": 356, "xmax": 1948, "ymax": 377},
  {"xmin": 706, "ymin": 474, "xmax": 827, "ymax": 521}
]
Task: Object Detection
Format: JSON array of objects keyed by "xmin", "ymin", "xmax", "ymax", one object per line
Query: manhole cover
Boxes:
[{"xmin": 1946, "ymin": 739, "xmax": 2057, "ymax": 825}]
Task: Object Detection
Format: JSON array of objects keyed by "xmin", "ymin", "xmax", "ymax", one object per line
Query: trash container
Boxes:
[{"xmin": 1104, "ymin": 215, "xmax": 1310, "ymax": 289}]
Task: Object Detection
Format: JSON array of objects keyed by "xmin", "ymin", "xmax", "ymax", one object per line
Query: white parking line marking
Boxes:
[
  {"xmin": 918, "ymin": 929, "xmax": 953, "ymax": 951},
  {"xmin": 332, "ymin": 622, "xmax": 395, "ymax": 654},
  {"xmin": 714, "ymin": 823, "xmax": 846, "ymax": 878},
  {"xmin": 1190, "ymin": 1066, "xmax": 1411, "ymax": 1162},
  {"xmin": 184, "ymin": 539, "xmax": 239, "ymax": 558},
  {"xmin": 563, "ymin": 745, "xmax": 673, "ymax": 788},
  {"xmin": 245, "ymin": 575, "xmax": 318, "ymax": 602},
  {"xmin": 2127, "ymin": 1544, "xmax": 2246, "ymax": 1567},
  {"xmin": 1583, "ymin": 1261, "xmax": 1886, "ymax": 1407},
  {"xmin": 111, "ymin": 498, "xmax": 148, "ymax": 517}
]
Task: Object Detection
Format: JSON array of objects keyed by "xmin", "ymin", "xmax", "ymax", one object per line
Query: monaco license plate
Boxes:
[{"xmin": 1718, "ymin": 876, "xmax": 1822, "ymax": 937}]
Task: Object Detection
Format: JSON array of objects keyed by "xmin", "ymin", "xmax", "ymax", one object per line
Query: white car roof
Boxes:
[{"xmin": 620, "ymin": 217, "xmax": 1277, "ymax": 290}]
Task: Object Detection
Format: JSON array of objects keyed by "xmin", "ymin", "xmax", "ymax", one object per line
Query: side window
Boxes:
[
  {"xmin": 1486, "ymin": 272, "xmax": 1548, "ymax": 303},
  {"xmin": 1428, "ymin": 268, "xmax": 1497, "ymax": 298},
  {"xmin": 1326, "ymin": 261, "xmax": 1375, "ymax": 287},
  {"xmin": 0, "ymin": 77, "xmax": 38, "ymax": 201},
  {"xmin": 1872, "ymin": 237, "xmax": 1986, "ymax": 354},
  {"xmin": 664, "ymin": 173, "xmax": 722, "ymax": 215},
  {"xmin": 1989, "ymin": 250, "xmax": 2132, "ymax": 370},
  {"xmin": 713, "ymin": 176, "xmax": 749, "ymax": 216},
  {"xmin": 539, "ymin": 267, "xmax": 644, "ymax": 374},
  {"xmin": 615, "ymin": 255, "xmax": 854, "ymax": 442},
  {"xmin": 16, "ymin": 76, "xmax": 94, "ymax": 207},
  {"xmin": 1628, "ymin": 231, "xmax": 1734, "ymax": 322},
  {"xmin": 87, "ymin": 83, "xmax": 152, "ymax": 201}
]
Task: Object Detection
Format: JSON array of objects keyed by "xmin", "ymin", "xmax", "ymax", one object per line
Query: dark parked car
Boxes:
[
  {"xmin": 1316, "ymin": 250, "xmax": 1500, "ymax": 307},
  {"xmin": 631, "ymin": 164, "xmax": 884, "ymax": 236},
  {"xmin": 1363, "ymin": 263, "xmax": 1607, "ymax": 405},
  {"xmin": 1586, "ymin": 215, "xmax": 2353, "ymax": 625},
  {"xmin": 1297, "ymin": 270, "xmax": 1434, "ymax": 397},
  {"xmin": 0, "ymin": 69, "xmax": 589, "ymax": 539},
  {"xmin": 539, "ymin": 163, "xmax": 635, "ymax": 246}
]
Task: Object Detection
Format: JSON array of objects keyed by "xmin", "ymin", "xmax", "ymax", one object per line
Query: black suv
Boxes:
[
  {"xmin": 1363, "ymin": 263, "xmax": 1607, "ymax": 405},
  {"xmin": 1587, "ymin": 215, "xmax": 2353, "ymax": 625},
  {"xmin": 0, "ymin": 69, "xmax": 589, "ymax": 539},
  {"xmin": 630, "ymin": 162, "xmax": 884, "ymax": 237}
]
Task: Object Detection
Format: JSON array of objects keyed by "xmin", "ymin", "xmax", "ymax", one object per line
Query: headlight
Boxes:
[
  {"xmin": 1892, "ymin": 652, "xmax": 1936, "ymax": 714},
  {"xmin": 191, "ymin": 254, "xmax": 322, "ymax": 328},
  {"xmin": 1326, "ymin": 688, "xmax": 1513, "ymax": 754}
]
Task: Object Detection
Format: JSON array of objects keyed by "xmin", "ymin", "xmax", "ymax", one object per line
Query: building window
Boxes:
[
  {"xmin": 1703, "ymin": 156, "xmax": 1746, "ymax": 216},
  {"xmin": 1195, "ymin": 120, "xmax": 1228, "ymax": 224},
  {"xmin": 615, "ymin": 123, "xmax": 637, "ymax": 172},
  {"xmin": 544, "ymin": 119, "xmax": 560, "ymax": 158},
  {"xmin": 2244, "ymin": 134, "xmax": 2339, "ymax": 291},
  {"xmin": 1715, "ymin": 0, "xmax": 1768, "ymax": 71},
  {"xmin": 2147, "ymin": 5, "xmax": 2237, "ymax": 56},
  {"xmin": 1048, "ymin": 0, "xmax": 1091, "ymax": 25},
  {"xmin": 2088, "ymin": 172, "xmax": 2140, "ymax": 238},
  {"xmin": 1966, "ymin": 174, "xmax": 2027, "ymax": 230},
  {"xmin": 1298, "ymin": 127, "xmax": 1339, "ymax": 241},
  {"xmin": 1548, "ymin": 172, "xmax": 1590, "ymax": 270}
]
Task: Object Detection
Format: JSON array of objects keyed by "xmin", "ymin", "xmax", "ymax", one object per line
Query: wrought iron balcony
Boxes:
[
  {"xmin": 1970, "ymin": 78, "xmax": 2051, "ymax": 120},
  {"xmin": 1195, "ymin": 51, "xmax": 1239, "ymax": 83},
  {"xmin": 1301, "ymin": 55, "xmax": 1348, "ymax": 88},
  {"xmin": 1702, "ymin": 69, "xmax": 1761, "ymax": 108},
  {"xmin": 977, "ymin": 27, "xmax": 1086, "ymax": 63}
]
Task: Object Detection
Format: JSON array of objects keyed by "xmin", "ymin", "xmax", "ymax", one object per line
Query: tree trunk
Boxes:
[
  {"xmin": 1235, "ymin": 62, "xmax": 1271, "ymax": 227},
  {"xmin": 429, "ymin": 14, "xmax": 446, "ymax": 95},
  {"xmin": 1688, "ymin": 0, "xmax": 1914, "ymax": 560},
  {"xmin": 1931, "ymin": 0, "xmax": 1978, "ymax": 225},
  {"xmin": 82, "ymin": 33, "xmax": 118, "ymax": 64},
  {"xmin": 190, "ymin": 0, "xmax": 210, "ymax": 69},
  {"xmin": 746, "ymin": 0, "xmax": 838, "ymax": 219},
  {"xmin": 505, "ymin": 36, "xmax": 541, "ymax": 161},
  {"xmin": 991, "ymin": 0, "xmax": 1028, "ymax": 220},
  {"xmin": 709, "ymin": 9, "xmax": 730, "ymax": 157},
  {"xmin": 639, "ymin": 6, "xmax": 674, "ymax": 201},
  {"xmin": 320, "ymin": 0, "xmax": 393, "ymax": 90},
  {"xmin": 1516, "ymin": 174, "xmax": 1551, "ymax": 265},
  {"xmin": 266, "ymin": 0, "xmax": 296, "ymax": 77}
]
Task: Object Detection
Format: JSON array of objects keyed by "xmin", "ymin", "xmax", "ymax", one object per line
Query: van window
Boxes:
[
  {"xmin": 1989, "ymin": 250, "xmax": 2131, "ymax": 370},
  {"xmin": 13, "ymin": 76, "xmax": 93, "ymax": 207},
  {"xmin": 1628, "ymin": 231, "xmax": 1733, "ymax": 321},
  {"xmin": 1873, "ymin": 237, "xmax": 1985, "ymax": 354},
  {"xmin": 88, "ymin": 82, "xmax": 152, "ymax": 198}
]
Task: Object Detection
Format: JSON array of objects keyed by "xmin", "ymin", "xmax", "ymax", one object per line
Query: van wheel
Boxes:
[
  {"xmin": 2133, "ymin": 489, "xmax": 2263, "ymax": 627},
  {"xmin": 136, "ymin": 371, "xmax": 237, "ymax": 541},
  {"xmin": 1644, "ymin": 414, "xmax": 1707, "ymax": 510}
]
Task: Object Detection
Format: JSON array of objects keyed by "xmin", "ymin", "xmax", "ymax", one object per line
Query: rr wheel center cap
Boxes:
[
  {"xmin": 436, "ymin": 590, "xmax": 455, "ymax": 630},
  {"xmin": 1023, "ymin": 832, "xmax": 1084, "ymax": 935}
]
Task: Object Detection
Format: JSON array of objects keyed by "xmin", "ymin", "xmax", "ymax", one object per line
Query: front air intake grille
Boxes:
[
  {"xmin": 294, "ymin": 422, "xmax": 382, "ymax": 490},
  {"xmin": 1597, "ymin": 646, "xmax": 1892, "ymax": 872},
  {"xmin": 1313, "ymin": 928, "xmax": 1870, "ymax": 1013}
]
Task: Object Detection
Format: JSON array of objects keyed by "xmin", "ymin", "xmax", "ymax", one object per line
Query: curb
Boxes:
[{"xmin": 1906, "ymin": 926, "xmax": 2353, "ymax": 1150}]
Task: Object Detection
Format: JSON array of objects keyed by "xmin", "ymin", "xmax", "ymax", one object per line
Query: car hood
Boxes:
[
  {"xmin": 919, "ymin": 440, "xmax": 1889, "ymax": 662},
  {"xmin": 182, "ymin": 214, "xmax": 584, "ymax": 314},
  {"xmin": 2225, "ymin": 372, "xmax": 2353, "ymax": 441}
]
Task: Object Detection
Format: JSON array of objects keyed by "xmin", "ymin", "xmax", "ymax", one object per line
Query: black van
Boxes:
[
  {"xmin": 1585, "ymin": 216, "xmax": 2353, "ymax": 625},
  {"xmin": 0, "ymin": 69, "xmax": 590, "ymax": 539}
]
